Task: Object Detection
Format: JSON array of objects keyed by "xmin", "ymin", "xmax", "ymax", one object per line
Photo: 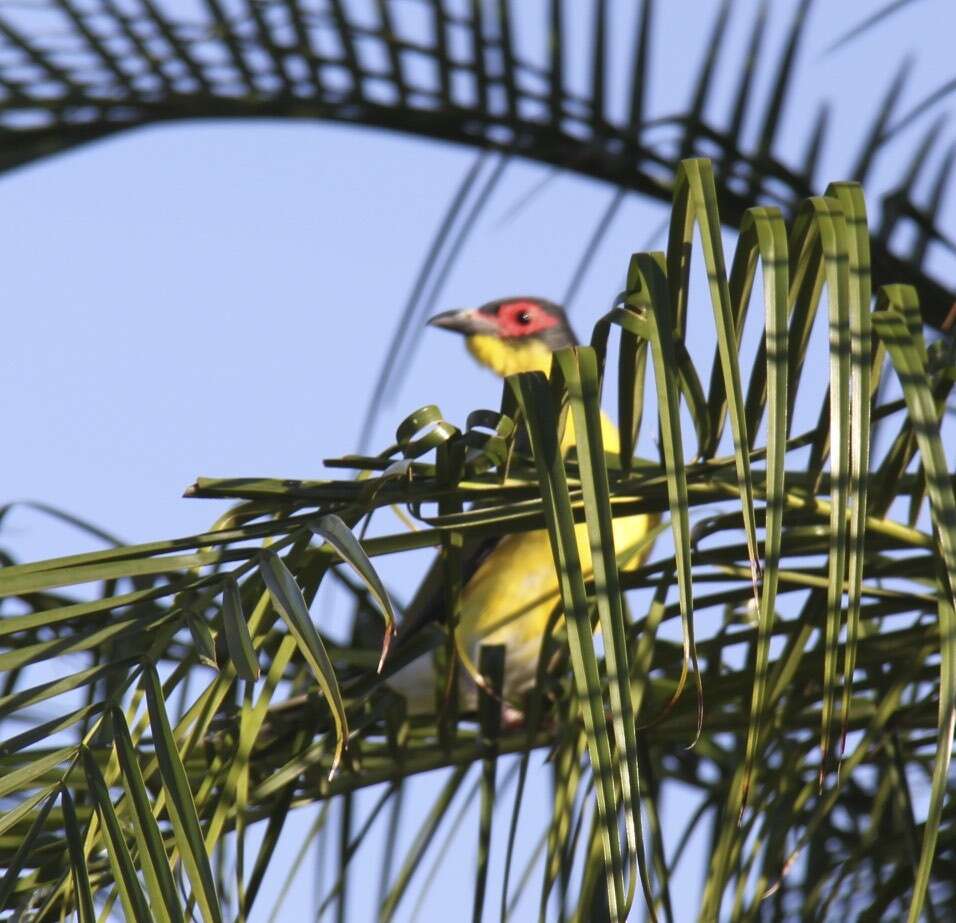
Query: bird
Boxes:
[{"xmin": 385, "ymin": 296, "xmax": 658, "ymax": 715}]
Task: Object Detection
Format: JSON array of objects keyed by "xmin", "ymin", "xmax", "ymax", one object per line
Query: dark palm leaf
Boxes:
[{"xmin": 0, "ymin": 0, "xmax": 948, "ymax": 331}]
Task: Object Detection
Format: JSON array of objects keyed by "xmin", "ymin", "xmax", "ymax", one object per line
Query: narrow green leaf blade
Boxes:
[
  {"xmin": 826, "ymin": 182, "xmax": 873, "ymax": 757},
  {"xmin": 0, "ymin": 788, "xmax": 57, "ymax": 908},
  {"xmin": 670, "ymin": 158, "xmax": 762, "ymax": 601},
  {"xmin": 308, "ymin": 513, "xmax": 396, "ymax": 670},
  {"xmin": 872, "ymin": 300, "xmax": 956, "ymax": 923},
  {"xmin": 222, "ymin": 576, "xmax": 260, "ymax": 681},
  {"xmin": 555, "ymin": 345, "xmax": 656, "ymax": 917},
  {"xmin": 508, "ymin": 369, "xmax": 628, "ymax": 919},
  {"xmin": 734, "ymin": 206, "xmax": 789, "ymax": 815},
  {"xmin": 61, "ymin": 785, "xmax": 96, "ymax": 923},
  {"xmin": 142, "ymin": 663, "xmax": 223, "ymax": 923},
  {"xmin": 258, "ymin": 548, "xmax": 348, "ymax": 775},
  {"xmin": 82, "ymin": 745, "xmax": 153, "ymax": 923},
  {"xmin": 111, "ymin": 706, "xmax": 184, "ymax": 923},
  {"xmin": 0, "ymin": 745, "xmax": 76, "ymax": 799},
  {"xmin": 621, "ymin": 252, "xmax": 702, "ymax": 738}
]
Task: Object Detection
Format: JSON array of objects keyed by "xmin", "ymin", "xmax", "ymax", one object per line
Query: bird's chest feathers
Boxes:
[{"xmin": 466, "ymin": 334, "xmax": 555, "ymax": 376}]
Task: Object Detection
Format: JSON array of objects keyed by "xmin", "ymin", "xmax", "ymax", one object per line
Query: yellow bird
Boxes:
[{"xmin": 387, "ymin": 297, "xmax": 658, "ymax": 714}]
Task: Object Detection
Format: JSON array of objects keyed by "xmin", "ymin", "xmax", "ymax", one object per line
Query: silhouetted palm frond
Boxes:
[{"xmin": 0, "ymin": 0, "xmax": 951, "ymax": 330}]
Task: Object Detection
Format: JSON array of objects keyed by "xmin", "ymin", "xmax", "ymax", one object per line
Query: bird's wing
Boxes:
[{"xmin": 391, "ymin": 534, "xmax": 501, "ymax": 649}]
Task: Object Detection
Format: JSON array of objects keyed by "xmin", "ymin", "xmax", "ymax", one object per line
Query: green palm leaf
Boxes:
[{"xmin": 1, "ymin": 141, "xmax": 955, "ymax": 918}]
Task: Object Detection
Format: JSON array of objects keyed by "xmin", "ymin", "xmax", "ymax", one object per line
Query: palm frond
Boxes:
[
  {"xmin": 1, "ymin": 157, "xmax": 954, "ymax": 919},
  {"xmin": 0, "ymin": 1, "xmax": 948, "ymax": 334}
]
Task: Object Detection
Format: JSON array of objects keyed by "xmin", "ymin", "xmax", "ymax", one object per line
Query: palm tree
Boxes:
[{"xmin": 0, "ymin": 2, "xmax": 953, "ymax": 920}]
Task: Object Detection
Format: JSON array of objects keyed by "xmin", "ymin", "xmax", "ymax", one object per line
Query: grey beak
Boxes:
[{"xmin": 427, "ymin": 308, "xmax": 496, "ymax": 336}]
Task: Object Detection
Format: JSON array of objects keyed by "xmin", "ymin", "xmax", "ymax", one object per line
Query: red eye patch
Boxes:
[{"xmin": 496, "ymin": 300, "xmax": 559, "ymax": 337}]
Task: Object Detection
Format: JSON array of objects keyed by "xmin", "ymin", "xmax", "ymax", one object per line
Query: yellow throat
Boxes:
[{"xmin": 466, "ymin": 333, "xmax": 556, "ymax": 377}]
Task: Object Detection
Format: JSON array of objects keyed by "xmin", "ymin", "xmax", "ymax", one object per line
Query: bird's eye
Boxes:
[{"xmin": 516, "ymin": 310, "xmax": 532, "ymax": 324}]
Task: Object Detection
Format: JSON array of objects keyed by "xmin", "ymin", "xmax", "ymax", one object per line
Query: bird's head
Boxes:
[{"xmin": 427, "ymin": 297, "xmax": 577, "ymax": 377}]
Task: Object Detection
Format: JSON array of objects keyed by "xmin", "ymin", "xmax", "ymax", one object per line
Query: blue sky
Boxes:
[{"xmin": 2, "ymin": 0, "xmax": 955, "ymax": 918}]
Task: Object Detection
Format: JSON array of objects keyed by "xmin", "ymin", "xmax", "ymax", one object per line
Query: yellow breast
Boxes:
[{"xmin": 455, "ymin": 412, "xmax": 657, "ymax": 702}]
